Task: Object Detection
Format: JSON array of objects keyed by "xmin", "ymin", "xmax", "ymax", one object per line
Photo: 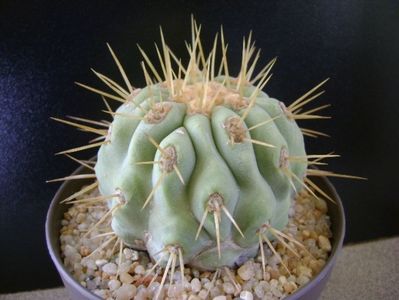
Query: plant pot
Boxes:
[{"xmin": 46, "ymin": 164, "xmax": 345, "ymax": 300}]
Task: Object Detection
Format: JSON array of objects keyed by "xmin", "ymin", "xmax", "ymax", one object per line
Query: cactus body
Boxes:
[{"xmin": 95, "ymin": 72, "xmax": 307, "ymax": 269}]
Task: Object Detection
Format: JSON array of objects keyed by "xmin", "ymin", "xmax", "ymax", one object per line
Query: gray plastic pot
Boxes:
[{"xmin": 46, "ymin": 164, "xmax": 345, "ymax": 300}]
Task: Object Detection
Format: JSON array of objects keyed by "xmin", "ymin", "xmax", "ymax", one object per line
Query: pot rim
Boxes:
[{"xmin": 46, "ymin": 165, "xmax": 345, "ymax": 299}]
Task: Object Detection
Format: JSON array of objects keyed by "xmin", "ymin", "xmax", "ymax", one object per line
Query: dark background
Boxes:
[{"xmin": 1, "ymin": 0, "xmax": 398, "ymax": 293}]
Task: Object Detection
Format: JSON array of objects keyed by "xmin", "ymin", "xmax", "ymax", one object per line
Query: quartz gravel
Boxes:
[{"xmin": 60, "ymin": 187, "xmax": 332, "ymax": 299}]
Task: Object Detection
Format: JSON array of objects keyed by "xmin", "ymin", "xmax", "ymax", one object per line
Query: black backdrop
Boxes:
[{"xmin": 1, "ymin": 0, "xmax": 398, "ymax": 293}]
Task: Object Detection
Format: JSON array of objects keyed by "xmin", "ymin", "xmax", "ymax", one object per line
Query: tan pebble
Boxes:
[
  {"xmin": 276, "ymin": 243, "xmax": 286, "ymax": 254},
  {"xmin": 263, "ymin": 272, "xmax": 271, "ymax": 281},
  {"xmin": 77, "ymin": 206, "xmax": 87, "ymax": 213},
  {"xmin": 63, "ymin": 212, "xmax": 72, "ymax": 221},
  {"xmin": 76, "ymin": 213, "xmax": 85, "ymax": 223},
  {"xmin": 297, "ymin": 265, "xmax": 312, "ymax": 278},
  {"xmin": 269, "ymin": 268, "xmax": 280, "ymax": 280},
  {"xmin": 302, "ymin": 230, "xmax": 310, "ymax": 238},
  {"xmin": 120, "ymin": 272, "xmax": 134, "ymax": 284},
  {"xmin": 301, "ymin": 256, "xmax": 312, "ymax": 266},
  {"xmin": 309, "ymin": 259, "xmax": 323, "ymax": 273},
  {"xmin": 235, "ymin": 275, "xmax": 244, "ymax": 285},
  {"xmin": 318, "ymin": 235, "xmax": 332, "ymax": 252},
  {"xmin": 188, "ymin": 295, "xmax": 201, "ymax": 300},
  {"xmin": 283, "ymin": 281, "xmax": 297, "ymax": 294},
  {"xmin": 79, "ymin": 246, "xmax": 90, "ymax": 257},
  {"xmin": 200, "ymin": 271, "xmax": 212, "ymax": 278},
  {"xmin": 314, "ymin": 210, "xmax": 322, "ymax": 219},
  {"xmin": 269, "ymin": 279, "xmax": 278, "ymax": 288},
  {"xmin": 310, "ymin": 231, "xmax": 318, "ymax": 239},
  {"xmin": 213, "ymin": 296, "xmax": 227, "ymax": 300},
  {"xmin": 314, "ymin": 197, "xmax": 328, "ymax": 213}
]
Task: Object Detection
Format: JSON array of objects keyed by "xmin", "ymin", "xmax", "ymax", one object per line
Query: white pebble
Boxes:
[
  {"xmin": 83, "ymin": 259, "xmax": 96, "ymax": 270},
  {"xmin": 64, "ymin": 244, "xmax": 77, "ymax": 257},
  {"xmin": 134, "ymin": 264, "xmax": 145, "ymax": 275},
  {"xmin": 238, "ymin": 263, "xmax": 255, "ymax": 281},
  {"xmin": 222, "ymin": 282, "xmax": 235, "ymax": 294},
  {"xmin": 204, "ymin": 281, "xmax": 214, "ymax": 290},
  {"xmin": 118, "ymin": 261, "xmax": 132, "ymax": 273},
  {"xmin": 198, "ymin": 289, "xmax": 208, "ymax": 299},
  {"xmin": 123, "ymin": 248, "xmax": 139, "ymax": 261},
  {"xmin": 86, "ymin": 279, "xmax": 96, "ymax": 290},
  {"xmin": 108, "ymin": 279, "xmax": 121, "ymax": 291},
  {"xmin": 269, "ymin": 254, "xmax": 280, "ymax": 267},
  {"xmin": 272, "ymin": 287, "xmax": 283, "ymax": 298},
  {"xmin": 240, "ymin": 290, "xmax": 253, "ymax": 300},
  {"xmin": 77, "ymin": 223, "xmax": 88, "ymax": 231},
  {"xmin": 191, "ymin": 278, "xmax": 202, "ymax": 293},
  {"xmin": 95, "ymin": 259, "xmax": 108, "ymax": 267},
  {"xmin": 115, "ymin": 283, "xmax": 136, "ymax": 300},
  {"xmin": 148, "ymin": 281, "xmax": 160, "ymax": 293},
  {"xmin": 168, "ymin": 284, "xmax": 184, "ymax": 297},
  {"xmin": 270, "ymin": 279, "xmax": 279, "ymax": 288},
  {"xmin": 254, "ymin": 281, "xmax": 268, "ymax": 298},
  {"xmin": 102, "ymin": 263, "xmax": 117, "ymax": 275},
  {"xmin": 93, "ymin": 289, "xmax": 108, "ymax": 298},
  {"xmin": 213, "ymin": 296, "xmax": 226, "ymax": 300},
  {"xmin": 135, "ymin": 291, "xmax": 149, "ymax": 300},
  {"xmin": 297, "ymin": 275, "xmax": 310, "ymax": 285},
  {"xmin": 210, "ymin": 286, "xmax": 222, "ymax": 298},
  {"xmin": 278, "ymin": 275, "xmax": 287, "ymax": 285}
]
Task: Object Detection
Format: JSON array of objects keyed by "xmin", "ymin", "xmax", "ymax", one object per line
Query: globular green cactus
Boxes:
[
  {"xmin": 94, "ymin": 73, "xmax": 309, "ymax": 270},
  {"xmin": 92, "ymin": 26, "xmax": 312, "ymax": 271},
  {"xmin": 53, "ymin": 20, "xmax": 357, "ymax": 288}
]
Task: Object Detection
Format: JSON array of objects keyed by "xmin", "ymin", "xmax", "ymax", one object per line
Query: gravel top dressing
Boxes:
[{"xmin": 60, "ymin": 186, "xmax": 332, "ymax": 300}]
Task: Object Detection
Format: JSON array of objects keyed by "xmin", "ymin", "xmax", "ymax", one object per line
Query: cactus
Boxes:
[{"xmin": 50, "ymin": 19, "xmax": 364, "ymax": 295}]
